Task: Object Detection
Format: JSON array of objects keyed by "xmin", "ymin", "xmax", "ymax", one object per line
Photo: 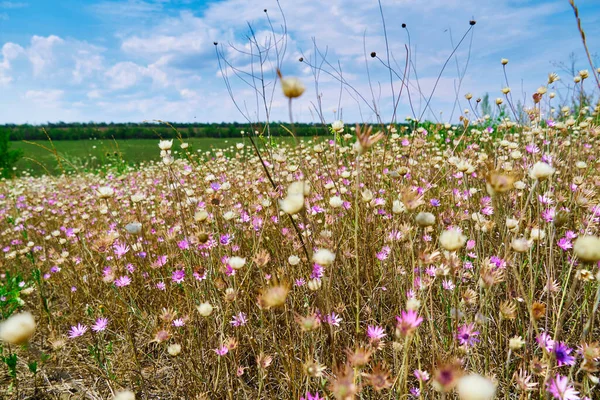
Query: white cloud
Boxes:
[
  {"xmin": 1, "ymin": 0, "xmax": 598, "ymax": 124},
  {"xmin": 28, "ymin": 35, "xmax": 64, "ymax": 76},
  {"xmin": 24, "ymin": 89, "xmax": 64, "ymax": 103},
  {"xmin": 105, "ymin": 61, "xmax": 145, "ymax": 89}
]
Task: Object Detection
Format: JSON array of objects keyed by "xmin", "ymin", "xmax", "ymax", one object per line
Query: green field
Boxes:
[{"xmin": 11, "ymin": 137, "xmax": 271, "ymax": 176}]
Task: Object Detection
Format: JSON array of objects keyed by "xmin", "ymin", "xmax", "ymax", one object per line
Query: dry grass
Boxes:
[{"xmin": 1, "ymin": 100, "xmax": 599, "ymax": 399}]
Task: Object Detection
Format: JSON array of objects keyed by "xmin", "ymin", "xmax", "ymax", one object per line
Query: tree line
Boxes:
[{"xmin": 2, "ymin": 122, "xmax": 349, "ymax": 141}]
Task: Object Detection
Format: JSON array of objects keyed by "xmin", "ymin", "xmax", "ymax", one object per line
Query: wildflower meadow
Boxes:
[{"xmin": 1, "ymin": 1, "xmax": 600, "ymax": 400}]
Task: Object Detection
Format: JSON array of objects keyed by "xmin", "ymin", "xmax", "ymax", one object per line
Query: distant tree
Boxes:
[{"xmin": 0, "ymin": 127, "xmax": 23, "ymax": 179}]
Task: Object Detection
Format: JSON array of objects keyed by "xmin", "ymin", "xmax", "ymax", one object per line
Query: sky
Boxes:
[{"xmin": 0, "ymin": 0, "xmax": 598, "ymax": 124}]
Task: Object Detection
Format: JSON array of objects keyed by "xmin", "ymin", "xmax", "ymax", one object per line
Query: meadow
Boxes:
[
  {"xmin": 11, "ymin": 138, "xmax": 249, "ymax": 176},
  {"xmin": 1, "ymin": 2, "xmax": 600, "ymax": 399},
  {"xmin": 1, "ymin": 109, "xmax": 600, "ymax": 399}
]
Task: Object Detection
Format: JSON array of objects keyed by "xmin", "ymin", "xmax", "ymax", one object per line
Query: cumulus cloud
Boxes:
[{"xmin": 0, "ymin": 0, "xmax": 598, "ymax": 123}]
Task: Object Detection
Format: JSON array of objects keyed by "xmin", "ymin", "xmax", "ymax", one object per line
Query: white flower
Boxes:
[
  {"xmin": 573, "ymin": 236, "xmax": 600, "ymax": 263},
  {"xmin": 280, "ymin": 76, "xmax": 305, "ymax": 98},
  {"xmin": 392, "ymin": 200, "xmax": 406, "ymax": 214},
  {"xmin": 125, "ymin": 222, "xmax": 142, "ymax": 235},
  {"xmin": 361, "ymin": 189, "xmax": 373, "ymax": 202},
  {"xmin": 112, "ymin": 391, "xmax": 136, "ymax": 400},
  {"xmin": 530, "ymin": 228, "xmax": 546, "ymax": 241},
  {"xmin": 279, "ymin": 193, "xmax": 304, "ymax": 215},
  {"xmin": 457, "ymin": 374, "xmax": 496, "ymax": 400},
  {"xmin": 96, "ymin": 186, "xmax": 114, "ymax": 199},
  {"xmin": 329, "ymin": 196, "xmax": 343, "ymax": 208},
  {"xmin": 194, "ymin": 209, "xmax": 209, "ymax": 222},
  {"xmin": 168, "ymin": 343, "xmax": 182, "ymax": 356},
  {"xmin": 158, "ymin": 140, "xmax": 173, "ymax": 151},
  {"xmin": 312, "ymin": 249, "xmax": 335, "ymax": 266},
  {"xmin": 529, "ymin": 161, "xmax": 555, "ymax": 180},
  {"xmin": 228, "ymin": 256, "xmax": 246, "ymax": 270},
  {"xmin": 332, "ymin": 120, "xmax": 344, "ymax": 133},
  {"xmin": 0, "ymin": 312, "xmax": 36, "ymax": 345},
  {"xmin": 288, "ymin": 255, "xmax": 301, "ymax": 266},
  {"xmin": 180, "ymin": 143, "xmax": 188, "ymax": 149},
  {"xmin": 415, "ymin": 212, "xmax": 435, "ymax": 227},
  {"xmin": 509, "ymin": 336, "xmax": 525, "ymax": 350},
  {"xmin": 197, "ymin": 302, "xmax": 214, "ymax": 316},
  {"xmin": 439, "ymin": 230, "xmax": 467, "ymax": 251}
]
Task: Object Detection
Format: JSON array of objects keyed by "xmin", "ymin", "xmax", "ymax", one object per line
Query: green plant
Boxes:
[{"xmin": 0, "ymin": 127, "xmax": 23, "ymax": 179}]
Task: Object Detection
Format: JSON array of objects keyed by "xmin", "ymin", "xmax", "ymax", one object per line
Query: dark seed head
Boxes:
[
  {"xmin": 263, "ymin": 9, "xmax": 267, "ymax": 12},
  {"xmin": 469, "ymin": 20, "xmax": 476, "ymax": 26},
  {"xmin": 370, "ymin": 51, "xmax": 376, "ymax": 58},
  {"xmin": 213, "ymin": 42, "xmax": 218, "ymax": 46},
  {"xmin": 299, "ymin": 57, "xmax": 304, "ymax": 62},
  {"xmin": 401, "ymin": 23, "xmax": 406, "ymax": 28}
]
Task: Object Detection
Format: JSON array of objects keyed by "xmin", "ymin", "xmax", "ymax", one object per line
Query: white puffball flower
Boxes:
[
  {"xmin": 228, "ymin": 256, "xmax": 246, "ymax": 270},
  {"xmin": 0, "ymin": 312, "xmax": 36, "ymax": 345},
  {"xmin": 288, "ymin": 255, "xmax": 301, "ymax": 266},
  {"xmin": 113, "ymin": 390, "xmax": 136, "ymax": 400},
  {"xmin": 197, "ymin": 302, "xmax": 214, "ymax": 316},
  {"xmin": 329, "ymin": 196, "xmax": 344, "ymax": 208},
  {"xmin": 168, "ymin": 344, "xmax": 182, "ymax": 356},
  {"xmin": 415, "ymin": 212, "xmax": 436, "ymax": 227},
  {"xmin": 457, "ymin": 374, "xmax": 496, "ymax": 400},
  {"xmin": 439, "ymin": 230, "xmax": 467, "ymax": 251},
  {"xmin": 573, "ymin": 236, "xmax": 600, "ymax": 263},
  {"xmin": 125, "ymin": 222, "xmax": 142, "ymax": 235},
  {"xmin": 312, "ymin": 249, "xmax": 335, "ymax": 266},
  {"xmin": 529, "ymin": 161, "xmax": 555, "ymax": 181}
]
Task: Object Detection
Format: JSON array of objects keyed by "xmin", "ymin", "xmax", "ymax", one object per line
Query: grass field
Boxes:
[{"xmin": 11, "ymin": 138, "xmax": 276, "ymax": 176}]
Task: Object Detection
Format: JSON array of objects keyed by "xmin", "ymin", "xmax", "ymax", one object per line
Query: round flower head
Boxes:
[
  {"xmin": 312, "ymin": 249, "xmax": 335, "ymax": 266},
  {"xmin": 197, "ymin": 302, "xmax": 213, "ymax": 316},
  {"xmin": 158, "ymin": 139, "xmax": 173, "ymax": 151},
  {"xmin": 228, "ymin": 256, "xmax": 246, "ymax": 270},
  {"xmin": 529, "ymin": 162, "xmax": 555, "ymax": 181},
  {"xmin": 331, "ymin": 120, "xmax": 344, "ymax": 133},
  {"xmin": 96, "ymin": 186, "xmax": 114, "ymax": 199},
  {"xmin": 168, "ymin": 343, "xmax": 182, "ymax": 356},
  {"xmin": 456, "ymin": 374, "xmax": 496, "ymax": 400},
  {"xmin": 573, "ymin": 236, "xmax": 600, "ymax": 263},
  {"xmin": 277, "ymin": 70, "xmax": 305, "ymax": 98},
  {"xmin": 415, "ymin": 212, "xmax": 436, "ymax": 227},
  {"xmin": 113, "ymin": 390, "xmax": 136, "ymax": 400},
  {"xmin": 439, "ymin": 230, "xmax": 467, "ymax": 251},
  {"xmin": 0, "ymin": 312, "xmax": 36, "ymax": 345}
]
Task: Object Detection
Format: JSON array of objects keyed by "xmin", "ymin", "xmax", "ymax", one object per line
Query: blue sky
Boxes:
[{"xmin": 0, "ymin": 0, "xmax": 598, "ymax": 124}]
